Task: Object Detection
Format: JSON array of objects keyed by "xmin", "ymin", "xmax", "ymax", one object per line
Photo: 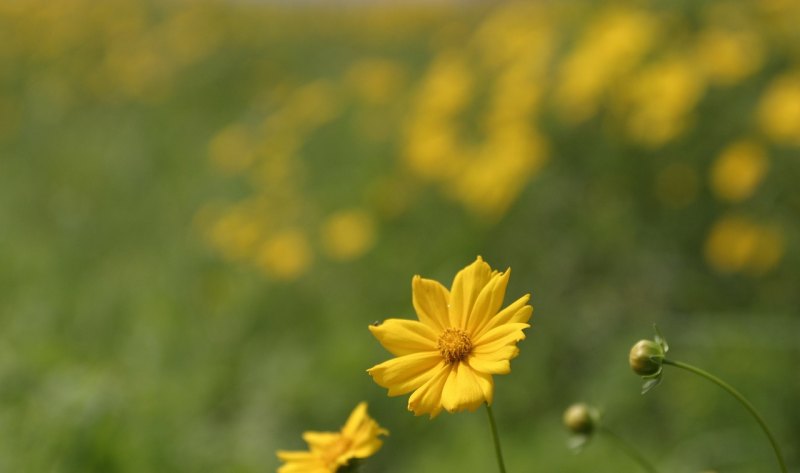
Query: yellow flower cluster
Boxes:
[
  {"xmin": 198, "ymin": 72, "xmax": 390, "ymax": 279},
  {"xmin": 403, "ymin": 3, "xmax": 551, "ymax": 219},
  {"xmin": 555, "ymin": 7, "xmax": 658, "ymax": 124},
  {"xmin": 0, "ymin": 0, "xmax": 226, "ymax": 104},
  {"xmin": 6, "ymin": 1, "xmax": 793, "ymax": 279},
  {"xmin": 192, "ymin": 0, "xmax": 796, "ymax": 279}
]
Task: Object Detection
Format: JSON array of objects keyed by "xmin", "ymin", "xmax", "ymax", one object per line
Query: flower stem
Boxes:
[
  {"xmin": 663, "ymin": 358, "xmax": 787, "ymax": 473},
  {"xmin": 484, "ymin": 403, "xmax": 507, "ymax": 473},
  {"xmin": 599, "ymin": 426, "xmax": 658, "ymax": 473}
]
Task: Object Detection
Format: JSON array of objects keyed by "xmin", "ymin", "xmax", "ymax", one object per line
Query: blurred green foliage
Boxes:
[{"xmin": 0, "ymin": 0, "xmax": 798, "ymax": 471}]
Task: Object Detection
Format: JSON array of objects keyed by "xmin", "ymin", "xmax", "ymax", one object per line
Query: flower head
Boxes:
[
  {"xmin": 563, "ymin": 402, "xmax": 600, "ymax": 452},
  {"xmin": 629, "ymin": 326, "xmax": 670, "ymax": 394},
  {"xmin": 367, "ymin": 256, "xmax": 533, "ymax": 418},
  {"xmin": 276, "ymin": 402, "xmax": 388, "ymax": 473},
  {"xmin": 629, "ymin": 339, "xmax": 664, "ymax": 377},
  {"xmin": 563, "ymin": 403, "xmax": 598, "ymax": 436}
]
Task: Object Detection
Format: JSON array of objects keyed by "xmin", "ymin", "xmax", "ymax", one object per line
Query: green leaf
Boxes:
[
  {"xmin": 641, "ymin": 376, "xmax": 662, "ymax": 394},
  {"xmin": 653, "ymin": 324, "xmax": 669, "ymax": 353}
]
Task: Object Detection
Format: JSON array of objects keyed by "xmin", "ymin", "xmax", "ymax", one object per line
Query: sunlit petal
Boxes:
[
  {"xmin": 412, "ymin": 275, "xmax": 450, "ymax": 331},
  {"xmin": 468, "ymin": 269, "xmax": 510, "ymax": 335},
  {"xmin": 449, "ymin": 256, "xmax": 492, "ymax": 329},
  {"xmin": 341, "ymin": 402, "xmax": 368, "ymax": 438},
  {"xmin": 475, "ymin": 295, "xmax": 532, "ymax": 339},
  {"xmin": 473, "ymin": 322, "xmax": 529, "ymax": 353},
  {"xmin": 369, "ymin": 319, "xmax": 438, "ymax": 356},
  {"xmin": 472, "ymin": 345, "xmax": 520, "ymax": 362},
  {"xmin": 408, "ymin": 361, "xmax": 450, "ymax": 418},
  {"xmin": 468, "ymin": 353, "xmax": 511, "ymax": 375},
  {"xmin": 367, "ymin": 351, "xmax": 442, "ymax": 396},
  {"xmin": 441, "ymin": 361, "xmax": 488, "ymax": 412},
  {"xmin": 302, "ymin": 431, "xmax": 341, "ymax": 450},
  {"xmin": 464, "ymin": 358, "xmax": 495, "ymax": 405}
]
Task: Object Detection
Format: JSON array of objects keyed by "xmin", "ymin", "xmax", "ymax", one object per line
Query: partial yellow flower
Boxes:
[
  {"xmin": 367, "ymin": 257, "xmax": 533, "ymax": 418},
  {"xmin": 276, "ymin": 402, "xmax": 388, "ymax": 473}
]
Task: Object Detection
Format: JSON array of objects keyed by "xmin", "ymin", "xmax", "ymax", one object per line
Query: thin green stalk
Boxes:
[
  {"xmin": 599, "ymin": 426, "xmax": 658, "ymax": 473},
  {"xmin": 484, "ymin": 403, "xmax": 507, "ymax": 473},
  {"xmin": 663, "ymin": 358, "xmax": 787, "ymax": 473}
]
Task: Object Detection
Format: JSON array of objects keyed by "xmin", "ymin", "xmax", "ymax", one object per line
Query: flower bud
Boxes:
[
  {"xmin": 629, "ymin": 339, "xmax": 664, "ymax": 376},
  {"xmin": 563, "ymin": 403, "xmax": 598, "ymax": 436}
]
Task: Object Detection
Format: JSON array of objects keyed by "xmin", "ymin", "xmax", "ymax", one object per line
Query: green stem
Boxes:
[
  {"xmin": 663, "ymin": 358, "xmax": 787, "ymax": 473},
  {"xmin": 484, "ymin": 403, "xmax": 507, "ymax": 473},
  {"xmin": 599, "ymin": 426, "xmax": 658, "ymax": 473}
]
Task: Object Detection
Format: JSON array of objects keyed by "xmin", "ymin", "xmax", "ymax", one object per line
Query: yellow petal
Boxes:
[
  {"xmin": 474, "ymin": 294, "xmax": 532, "ymax": 339},
  {"xmin": 464, "ymin": 357, "xmax": 495, "ymax": 404},
  {"xmin": 407, "ymin": 361, "xmax": 450, "ymax": 418},
  {"xmin": 349, "ymin": 436, "xmax": 385, "ymax": 459},
  {"xmin": 276, "ymin": 450, "xmax": 316, "ymax": 462},
  {"xmin": 349, "ymin": 421, "xmax": 389, "ymax": 458},
  {"xmin": 341, "ymin": 402, "xmax": 369, "ymax": 438},
  {"xmin": 278, "ymin": 459, "xmax": 329, "ymax": 473},
  {"xmin": 302, "ymin": 431, "xmax": 341, "ymax": 451},
  {"xmin": 467, "ymin": 269, "xmax": 510, "ymax": 335},
  {"xmin": 367, "ymin": 351, "xmax": 442, "ymax": 396},
  {"xmin": 368, "ymin": 319, "xmax": 438, "ymax": 356},
  {"xmin": 467, "ymin": 353, "xmax": 511, "ymax": 375},
  {"xmin": 472, "ymin": 345, "xmax": 519, "ymax": 362},
  {"xmin": 449, "ymin": 256, "xmax": 493, "ymax": 329},
  {"xmin": 473, "ymin": 322, "xmax": 529, "ymax": 355},
  {"xmin": 411, "ymin": 275, "xmax": 450, "ymax": 331},
  {"xmin": 441, "ymin": 361, "xmax": 489, "ymax": 413},
  {"xmin": 340, "ymin": 402, "xmax": 388, "ymax": 462}
]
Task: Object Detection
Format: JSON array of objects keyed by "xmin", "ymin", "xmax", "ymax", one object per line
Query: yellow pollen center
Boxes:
[{"xmin": 437, "ymin": 328, "xmax": 473, "ymax": 364}]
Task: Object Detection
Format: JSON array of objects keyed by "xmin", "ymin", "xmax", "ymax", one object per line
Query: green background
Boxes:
[{"xmin": 0, "ymin": 1, "xmax": 798, "ymax": 471}]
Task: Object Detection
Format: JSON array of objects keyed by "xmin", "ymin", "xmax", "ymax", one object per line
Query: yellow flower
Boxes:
[
  {"xmin": 367, "ymin": 257, "xmax": 533, "ymax": 418},
  {"xmin": 276, "ymin": 402, "xmax": 388, "ymax": 473},
  {"xmin": 709, "ymin": 140, "xmax": 769, "ymax": 203}
]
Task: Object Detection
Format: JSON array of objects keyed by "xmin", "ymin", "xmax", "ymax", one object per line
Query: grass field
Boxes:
[{"xmin": 1, "ymin": 1, "xmax": 799, "ymax": 471}]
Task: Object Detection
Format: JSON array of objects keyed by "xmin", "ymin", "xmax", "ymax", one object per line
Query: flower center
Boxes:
[{"xmin": 437, "ymin": 328, "xmax": 473, "ymax": 364}]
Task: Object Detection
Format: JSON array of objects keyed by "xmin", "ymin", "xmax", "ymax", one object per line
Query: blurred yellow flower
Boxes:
[
  {"xmin": 710, "ymin": 140, "xmax": 769, "ymax": 202},
  {"xmin": 694, "ymin": 27, "xmax": 764, "ymax": 86},
  {"xmin": 620, "ymin": 55, "xmax": 705, "ymax": 147},
  {"xmin": 448, "ymin": 126, "xmax": 548, "ymax": 219},
  {"xmin": 368, "ymin": 257, "xmax": 532, "ymax": 418},
  {"xmin": 255, "ymin": 229, "xmax": 313, "ymax": 281},
  {"xmin": 208, "ymin": 207, "xmax": 264, "ymax": 262},
  {"xmin": 277, "ymin": 402, "xmax": 388, "ymax": 473},
  {"xmin": 321, "ymin": 209, "xmax": 377, "ymax": 261},
  {"xmin": 705, "ymin": 215, "xmax": 785, "ymax": 275},
  {"xmin": 403, "ymin": 50, "xmax": 471, "ymax": 180},
  {"xmin": 758, "ymin": 71, "xmax": 800, "ymax": 146}
]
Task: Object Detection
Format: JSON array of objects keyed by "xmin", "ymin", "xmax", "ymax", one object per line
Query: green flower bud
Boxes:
[
  {"xmin": 629, "ymin": 339, "xmax": 664, "ymax": 377},
  {"xmin": 563, "ymin": 403, "xmax": 598, "ymax": 436}
]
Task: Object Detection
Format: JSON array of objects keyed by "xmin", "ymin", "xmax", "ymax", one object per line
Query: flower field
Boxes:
[{"xmin": 0, "ymin": 0, "xmax": 798, "ymax": 471}]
